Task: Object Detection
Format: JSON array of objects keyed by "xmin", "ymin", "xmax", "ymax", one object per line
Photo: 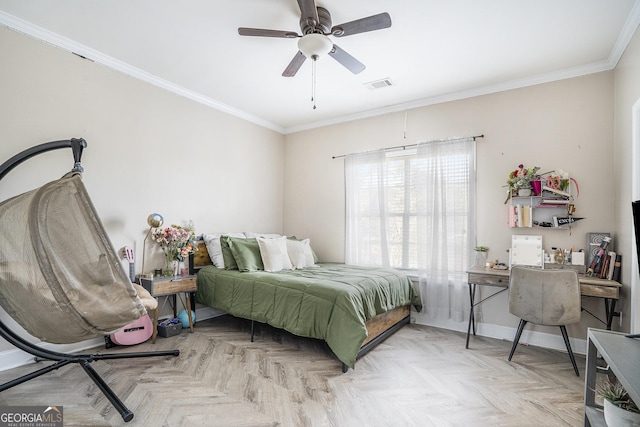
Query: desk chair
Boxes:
[{"xmin": 508, "ymin": 266, "xmax": 581, "ymax": 376}]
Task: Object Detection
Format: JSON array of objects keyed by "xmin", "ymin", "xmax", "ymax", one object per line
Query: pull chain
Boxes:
[
  {"xmin": 403, "ymin": 110, "xmax": 408, "ymax": 140},
  {"xmin": 311, "ymin": 56, "xmax": 317, "ymax": 109}
]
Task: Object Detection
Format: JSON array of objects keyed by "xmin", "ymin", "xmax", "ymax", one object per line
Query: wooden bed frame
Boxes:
[{"xmin": 189, "ymin": 240, "xmax": 411, "ymax": 372}]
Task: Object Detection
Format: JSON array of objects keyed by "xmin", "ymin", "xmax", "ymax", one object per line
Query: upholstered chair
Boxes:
[
  {"xmin": 508, "ymin": 266, "xmax": 581, "ymax": 376},
  {"xmin": 0, "ymin": 139, "xmax": 179, "ymax": 422}
]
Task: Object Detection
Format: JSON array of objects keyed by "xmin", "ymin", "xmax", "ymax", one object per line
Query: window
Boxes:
[
  {"xmin": 346, "ymin": 138, "xmax": 476, "ymax": 271},
  {"xmin": 345, "ymin": 137, "xmax": 476, "ymax": 321}
]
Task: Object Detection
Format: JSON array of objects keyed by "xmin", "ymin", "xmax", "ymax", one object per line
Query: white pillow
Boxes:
[
  {"xmin": 202, "ymin": 233, "xmax": 245, "ymax": 268},
  {"xmin": 257, "ymin": 236, "xmax": 292, "ymax": 272},
  {"xmin": 286, "ymin": 238, "xmax": 316, "ymax": 269},
  {"xmin": 244, "ymin": 232, "xmax": 282, "ymax": 239}
]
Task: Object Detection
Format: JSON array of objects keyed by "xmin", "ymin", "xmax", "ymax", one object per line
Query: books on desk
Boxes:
[{"xmin": 599, "ymin": 252, "xmax": 621, "ymax": 281}]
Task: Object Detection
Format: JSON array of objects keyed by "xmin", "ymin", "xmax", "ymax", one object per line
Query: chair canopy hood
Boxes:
[{"xmin": 0, "ymin": 173, "xmax": 145, "ymax": 343}]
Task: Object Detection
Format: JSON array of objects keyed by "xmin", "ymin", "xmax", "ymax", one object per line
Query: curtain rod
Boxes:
[{"xmin": 331, "ymin": 134, "xmax": 484, "ymax": 159}]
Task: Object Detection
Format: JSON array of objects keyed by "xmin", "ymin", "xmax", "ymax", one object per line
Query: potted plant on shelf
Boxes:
[
  {"xmin": 598, "ymin": 379, "xmax": 640, "ymax": 426},
  {"xmin": 473, "ymin": 246, "xmax": 489, "ymax": 268},
  {"xmin": 506, "ymin": 164, "xmax": 541, "ymax": 198}
]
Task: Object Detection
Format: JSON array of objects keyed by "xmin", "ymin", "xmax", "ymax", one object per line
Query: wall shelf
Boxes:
[{"xmin": 508, "ymin": 189, "xmax": 579, "ymax": 229}]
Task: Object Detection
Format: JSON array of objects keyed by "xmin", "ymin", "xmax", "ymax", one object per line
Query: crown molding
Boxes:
[
  {"xmin": 0, "ymin": 11, "xmax": 284, "ymax": 134},
  {"xmin": 283, "ymin": 60, "xmax": 615, "ymax": 134},
  {"xmin": 284, "ymin": 1, "xmax": 640, "ymax": 134},
  {"xmin": 3, "ymin": 3, "xmax": 640, "ymax": 137},
  {"xmin": 609, "ymin": 0, "xmax": 640, "ymax": 67}
]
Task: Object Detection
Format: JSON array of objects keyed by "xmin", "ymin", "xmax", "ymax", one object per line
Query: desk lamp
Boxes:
[{"xmin": 141, "ymin": 213, "xmax": 163, "ymax": 276}]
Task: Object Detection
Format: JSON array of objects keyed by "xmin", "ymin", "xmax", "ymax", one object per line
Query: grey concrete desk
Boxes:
[{"xmin": 584, "ymin": 329, "xmax": 640, "ymax": 426}]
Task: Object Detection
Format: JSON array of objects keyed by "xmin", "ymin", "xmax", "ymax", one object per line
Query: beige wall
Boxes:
[
  {"xmin": 0, "ymin": 26, "xmax": 285, "ymax": 256},
  {"xmin": 0, "ymin": 27, "xmax": 285, "ymax": 355},
  {"xmin": 1, "ymin": 19, "xmax": 637, "ymax": 360},
  {"xmin": 613, "ymin": 22, "xmax": 640, "ymax": 333},
  {"xmin": 284, "ymin": 71, "xmax": 617, "ymax": 340}
]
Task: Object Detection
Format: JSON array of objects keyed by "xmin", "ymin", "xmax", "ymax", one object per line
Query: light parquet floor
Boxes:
[{"xmin": 0, "ymin": 316, "xmax": 587, "ymax": 426}]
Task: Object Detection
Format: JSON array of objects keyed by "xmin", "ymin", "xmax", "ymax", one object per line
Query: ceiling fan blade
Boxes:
[
  {"xmin": 331, "ymin": 12, "xmax": 392, "ymax": 37},
  {"xmin": 238, "ymin": 27, "xmax": 299, "ymax": 38},
  {"xmin": 282, "ymin": 51, "xmax": 307, "ymax": 77},
  {"xmin": 328, "ymin": 44, "xmax": 365, "ymax": 74},
  {"xmin": 297, "ymin": 0, "xmax": 319, "ymax": 27}
]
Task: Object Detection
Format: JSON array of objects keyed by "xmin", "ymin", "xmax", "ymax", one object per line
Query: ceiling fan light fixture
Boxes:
[{"xmin": 298, "ymin": 33, "xmax": 333, "ymax": 60}]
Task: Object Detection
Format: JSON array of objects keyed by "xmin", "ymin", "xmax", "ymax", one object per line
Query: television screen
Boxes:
[
  {"xmin": 633, "ymin": 201, "xmax": 640, "ymax": 275},
  {"xmin": 630, "ymin": 201, "xmax": 640, "ymax": 338}
]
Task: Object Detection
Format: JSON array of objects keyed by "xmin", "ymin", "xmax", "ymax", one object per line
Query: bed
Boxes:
[{"xmin": 191, "ymin": 235, "xmax": 422, "ymax": 371}]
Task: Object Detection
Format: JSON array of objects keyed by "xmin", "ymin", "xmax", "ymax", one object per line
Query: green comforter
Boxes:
[{"xmin": 195, "ymin": 263, "xmax": 422, "ymax": 368}]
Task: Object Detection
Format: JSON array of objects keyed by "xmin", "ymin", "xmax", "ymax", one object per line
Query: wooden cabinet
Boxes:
[
  {"xmin": 139, "ymin": 275, "xmax": 197, "ymax": 343},
  {"xmin": 141, "ymin": 275, "xmax": 196, "ymax": 297}
]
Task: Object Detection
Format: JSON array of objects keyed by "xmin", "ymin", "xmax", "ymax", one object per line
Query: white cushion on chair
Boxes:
[{"xmin": 133, "ymin": 283, "xmax": 157, "ymax": 312}]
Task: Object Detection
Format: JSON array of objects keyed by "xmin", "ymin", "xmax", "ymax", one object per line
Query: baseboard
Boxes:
[
  {"xmin": 0, "ymin": 306, "xmax": 227, "ymax": 373},
  {"xmin": 1, "ymin": 309, "xmax": 584, "ymax": 373},
  {"xmin": 412, "ymin": 313, "xmax": 588, "ymax": 355},
  {"xmin": 0, "ymin": 338, "xmax": 105, "ymax": 372}
]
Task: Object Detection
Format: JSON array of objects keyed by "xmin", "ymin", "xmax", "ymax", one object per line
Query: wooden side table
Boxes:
[{"xmin": 139, "ymin": 275, "xmax": 197, "ymax": 343}]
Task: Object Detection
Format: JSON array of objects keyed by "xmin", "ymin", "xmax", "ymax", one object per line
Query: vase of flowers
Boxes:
[
  {"xmin": 507, "ymin": 164, "xmax": 540, "ymax": 196},
  {"xmin": 151, "ymin": 221, "xmax": 196, "ymax": 277},
  {"xmin": 531, "ymin": 179, "xmax": 542, "ymax": 196},
  {"xmin": 168, "ymin": 258, "xmax": 179, "ymax": 277}
]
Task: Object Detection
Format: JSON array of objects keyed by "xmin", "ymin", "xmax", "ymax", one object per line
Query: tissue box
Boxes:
[
  {"xmin": 157, "ymin": 321, "xmax": 181, "ymax": 338},
  {"xmin": 571, "ymin": 251, "xmax": 585, "ymax": 266}
]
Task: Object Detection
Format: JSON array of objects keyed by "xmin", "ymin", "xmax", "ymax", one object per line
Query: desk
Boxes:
[{"xmin": 466, "ymin": 267, "xmax": 621, "ymax": 349}]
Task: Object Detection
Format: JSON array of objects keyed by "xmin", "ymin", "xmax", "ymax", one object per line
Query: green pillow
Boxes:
[
  {"xmin": 220, "ymin": 236, "xmax": 238, "ymax": 270},
  {"xmin": 227, "ymin": 237, "xmax": 264, "ymax": 272}
]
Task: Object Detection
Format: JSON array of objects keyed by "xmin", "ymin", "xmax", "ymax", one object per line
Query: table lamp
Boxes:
[{"xmin": 141, "ymin": 213, "xmax": 163, "ymax": 276}]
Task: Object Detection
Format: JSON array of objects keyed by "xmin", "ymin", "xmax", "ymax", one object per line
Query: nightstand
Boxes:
[{"xmin": 139, "ymin": 274, "xmax": 197, "ymax": 343}]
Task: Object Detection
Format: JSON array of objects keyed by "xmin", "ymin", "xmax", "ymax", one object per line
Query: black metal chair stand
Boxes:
[
  {"xmin": 0, "ymin": 139, "xmax": 180, "ymax": 422},
  {"xmin": 0, "ymin": 319, "xmax": 178, "ymax": 422}
]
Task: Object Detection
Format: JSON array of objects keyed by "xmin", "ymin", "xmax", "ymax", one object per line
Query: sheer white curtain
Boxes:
[
  {"xmin": 345, "ymin": 149, "xmax": 390, "ymax": 267},
  {"xmin": 345, "ymin": 138, "xmax": 476, "ymax": 322},
  {"xmin": 416, "ymin": 138, "xmax": 476, "ymax": 322}
]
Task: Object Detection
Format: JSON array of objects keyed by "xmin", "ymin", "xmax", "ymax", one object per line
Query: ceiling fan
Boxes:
[{"xmin": 238, "ymin": 0, "xmax": 392, "ymax": 77}]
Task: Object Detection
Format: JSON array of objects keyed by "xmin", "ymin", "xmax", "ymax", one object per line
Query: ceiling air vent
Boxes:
[{"xmin": 364, "ymin": 78, "xmax": 394, "ymax": 90}]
